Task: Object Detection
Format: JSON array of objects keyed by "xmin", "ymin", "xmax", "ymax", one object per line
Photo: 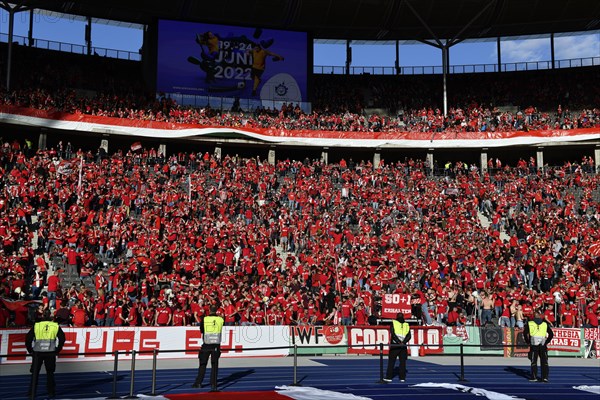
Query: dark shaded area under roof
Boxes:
[{"xmin": 9, "ymin": 0, "xmax": 600, "ymax": 42}]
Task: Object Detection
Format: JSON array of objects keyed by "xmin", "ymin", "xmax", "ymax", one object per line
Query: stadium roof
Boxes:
[{"xmin": 10, "ymin": 0, "xmax": 600, "ymax": 43}]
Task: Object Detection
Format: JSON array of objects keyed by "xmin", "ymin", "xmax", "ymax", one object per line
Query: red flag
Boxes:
[
  {"xmin": 0, "ymin": 297, "xmax": 41, "ymax": 311},
  {"xmin": 130, "ymin": 142, "xmax": 142, "ymax": 151},
  {"xmin": 589, "ymin": 241, "xmax": 600, "ymax": 257},
  {"xmin": 56, "ymin": 160, "xmax": 74, "ymax": 175}
]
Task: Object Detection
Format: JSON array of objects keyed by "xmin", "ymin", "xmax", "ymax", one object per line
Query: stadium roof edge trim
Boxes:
[
  {"xmin": 315, "ymin": 29, "xmax": 600, "ymax": 46},
  {"xmin": 9, "ymin": 0, "xmax": 600, "ymax": 43}
]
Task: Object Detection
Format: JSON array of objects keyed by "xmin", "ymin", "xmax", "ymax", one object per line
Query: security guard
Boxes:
[
  {"xmin": 384, "ymin": 313, "xmax": 412, "ymax": 383},
  {"xmin": 25, "ymin": 309, "xmax": 66, "ymax": 398},
  {"xmin": 193, "ymin": 305, "xmax": 224, "ymax": 391},
  {"xmin": 523, "ymin": 310, "xmax": 554, "ymax": 382}
]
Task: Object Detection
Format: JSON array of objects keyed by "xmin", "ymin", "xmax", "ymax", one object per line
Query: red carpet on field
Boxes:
[
  {"xmin": 167, "ymin": 391, "xmax": 290, "ymax": 399},
  {"xmin": 164, "ymin": 386, "xmax": 372, "ymax": 399}
]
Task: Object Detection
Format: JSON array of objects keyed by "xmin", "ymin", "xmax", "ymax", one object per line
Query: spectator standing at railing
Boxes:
[
  {"xmin": 155, "ymin": 300, "xmax": 172, "ymax": 326},
  {"xmin": 515, "ymin": 304, "xmax": 525, "ymax": 329},
  {"xmin": 93, "ymin": 298, "xmax": 105, "ymax": 326},
  {"xmin": 46, "ymin": 271, "xmax": 60, "ymax": 310},
  {"xmin": 583, "ymin": 301, "xmax": 599, "ymax": 328},
  {"xmin": 480, "ymin": 292, "xmax": 494, "ymax": 326},
  {"xmin": 104, "ymin": 297, "xmax": 116, "ymax": 327},
  {"xmin": 560, "ymin": 302, "xmax": 575, "ymax": 328},
  {"xmin": 340, "ymin": 296, "xmax": 354, "ymax": 326},
  {"xmin": 446, "ymin": 305, "xmax": 460, "ymax": 326},
  {"xmin": 31, "ymin": 267, "xmax": 44, "ymax": 300},
  {"xmin": 70, "ymin": 302, "xmax": 88, "ymax": 327}
]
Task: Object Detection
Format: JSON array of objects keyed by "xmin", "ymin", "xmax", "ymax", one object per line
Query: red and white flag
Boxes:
[{"xmin": 131, "ymin": 142, "xmax": 142, "ymax": 151}]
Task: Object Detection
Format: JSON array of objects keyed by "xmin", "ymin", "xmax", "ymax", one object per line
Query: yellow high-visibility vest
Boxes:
[
  {"xmin": 392, "ymin": 320, "xmax": 410, "ymax": 341},
  {"xmin": 33, "ymin": 321, "xmax": 59, "ymax": 352},
  {"xmin": 528, "ymin": 320, "xmax": 548, "ymax": 345},
  {"xmin": 203, "ymin": 316, "xmax": 224, "ymax": 345}
]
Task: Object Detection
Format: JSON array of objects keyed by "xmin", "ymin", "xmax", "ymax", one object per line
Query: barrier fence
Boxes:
[
  {"xmin": 0, "ymin": 33, "xmax": 141, "ymax": 61},
  {"xmin": 3, "ymin": 340, "xmax": 595, "ymax": 400},
  {"xmin": 1, "ymin": 33, "xmax": 598, "ymax": 73},
  {"xmin": 1, "ymin": 325, "xmax": 597, "ymax": 362},
  {"xmin": 313, "ymin": 56, "xmax": 600, "ymax": 75}
]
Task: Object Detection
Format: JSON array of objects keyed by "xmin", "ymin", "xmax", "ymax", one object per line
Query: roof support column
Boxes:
[
  {"xmin": 481, "ymin": 149, "xmax": 488, "ymax": 174},
  {"xmin": 373, "ymin": 149, "xmax": 381, "ymax": 169},
  {"xmin": 426, "ymin": 150, "xmax": 434, "ymax": 176},
  {"xmin": 321, "ymin": 147, "xmax": 329, "ymax": 165},
  {"xmin": 395, "ymin": 40, "xmax": 400, "ymax": 75},
  {"xmin": 536, "ymin": 148, "xmax": 545, "ymax": 174},
  {"xmin": 497, "ymin": 37, "xmax": 502, "ymax": 72},
  {"xmin": 268, "ymin": 146, "xmax": 276, "ymax": 165},
  {"xmin": 86, "ymin": 16, "xmax": 92, "ymax": 56},
  {"xmin": 6, "ymin": 6, "xmax": 15, "ymax": 91},
  {"xmin": 345, "ymin": 40, "xmax": 352, "ymax": 75},
  {"xmin": 1, "ymin": 1, "xmax": 30, "ymax": 91},
  {"xmin": 28, "ymin": 8, "xmax": 33, "ymax": 47},
  {"xmin": 550, "ymin": 33, "xmax": 555, "ymax": 69},
  {"xmin": 38, "ymin": 130, "xmax": 47, "ymax": 151},
  {"xmin": 405, "ymin": 0, "xmax": 496, "ymax": 117},
  {"xmin": 442, "ymin": 45, "xmax": 449, "ymax": 116}
]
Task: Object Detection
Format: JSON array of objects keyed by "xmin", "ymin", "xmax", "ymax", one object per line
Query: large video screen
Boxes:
[{"xmin": 157, "ymin": 20, "xmax": 308, "ymax": 103}]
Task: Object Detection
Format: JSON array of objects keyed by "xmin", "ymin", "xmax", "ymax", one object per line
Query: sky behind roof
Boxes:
[{"xmin": 0, "ymin": 10, "xmax": 599, "ymax": 68}]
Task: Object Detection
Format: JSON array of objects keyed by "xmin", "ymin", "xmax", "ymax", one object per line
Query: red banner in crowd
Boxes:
[
  {"xmin": 0, "ymin": 326, "xmax": 290, "ymax": 363},
  {"xmin": 346, "ymin": 325, "xmax": 443, "ymax": 355},
  {"xmin": 130, "ymin": 141, "xmax": 142, "ymax": 151},
  {"xmin": 547, "ymin": 328, "xmax": 581, "ymax": 352},
  {"xmin": 347, "ymin": 326, "xmax": 391, "ymax": 355},
  {"xmin": 412, "ymin": 326, "xmax": 444, "ymax": 355},
  {"xmin": 381, "ymin": 293, "xmax": 412, "ymax": 319},
  {"xmin": 583, "ymin": 328, "xmax": 600, "ymax": 342},
  {"xmin": 583, "ymin": 328, "xmax": 600, "ymax": 359},
  {"xmin": 1, "ymin": 105, "xmax": 599, "ymax": 143},
  {"xmin": 508, "ymin": 328, "xmax": 530, "ymax": 358}
]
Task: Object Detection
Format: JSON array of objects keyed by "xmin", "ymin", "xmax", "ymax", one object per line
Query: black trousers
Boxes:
[
  {"xmin": 529, "ymin": 344, "xmax": 549, "ymax": 380},
  {"xmin": 29, "ymin": 353, "xmax": 57, "ymax": 396},
  {"xmin": 386, "ymin": 345, "xmax": 408, "ymax": 381},
  {"xmin": 195, "ymin": 345, "xmax": 221, "ymax": 389}
]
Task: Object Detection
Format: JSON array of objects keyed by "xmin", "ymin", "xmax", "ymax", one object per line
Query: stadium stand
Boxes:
[
  {"xmin": 1, "ymin": 5, "xmax": 599, "ymax": 400},
  {"xmin": 1, "ymin": 44, "xmax": 599, "ymax": 135},
  {"xmin": 0, "ymin": 6, "xmax": 598, "ymax": 334},
  {"xmin": 0, "ymin": 141, "xmax": 598, "ymax": 329}
]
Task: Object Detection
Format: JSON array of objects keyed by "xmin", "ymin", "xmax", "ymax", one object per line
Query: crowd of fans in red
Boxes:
[
  {"xmin": 0, "ymin": 141, "xmax": 598, "ymax": 330},
  {"xmin": 0, "ymin": 45, "xmax": 599, "ymax": 329}
]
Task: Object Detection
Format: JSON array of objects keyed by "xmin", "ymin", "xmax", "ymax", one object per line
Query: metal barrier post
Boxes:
[
  {"xmin": 291, "ymin": 344, "xmax": 300, "ymax": 386},
  {"xmin": 150, "ymin": 349, "xmax": 158, "ymax": 396},
  {"xmin": 125, "ymin": 350, "xmax": 138, "ymax": 398},
  {"xmin": 459, "ymin": 343, "xmax": 467, "ymax": 382},
  {"xmin": 377, "ymin": 343, "xmax": 386, "ymax": 383},
  {"xmin": 107, "ymin": 351, "xmax": 120, "ymax": 399}
]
